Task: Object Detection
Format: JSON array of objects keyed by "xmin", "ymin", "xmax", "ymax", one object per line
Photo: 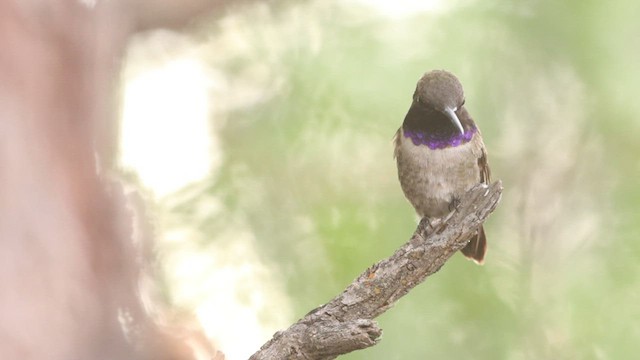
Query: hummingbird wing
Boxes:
[
  {"xmin": 478, "ymin": 147, "xmax": 491, "ymax": 184},
  {"xmin": 392, "ymin": 127, "xmax": 401, "ymax": 159},
  {"xmin": 462, "ymin": 133, "xmax": 490, "ymax": 264}
]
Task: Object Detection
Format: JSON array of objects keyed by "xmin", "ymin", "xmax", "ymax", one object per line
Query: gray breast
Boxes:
[{"xmin": 395, "ymin": 131, "xmax": 483, "ymax": 218}]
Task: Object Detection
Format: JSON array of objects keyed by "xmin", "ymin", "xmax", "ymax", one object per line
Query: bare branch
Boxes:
[{"xmin": 250, "ymin": 181, "xmax": 503, "ymax": 360}]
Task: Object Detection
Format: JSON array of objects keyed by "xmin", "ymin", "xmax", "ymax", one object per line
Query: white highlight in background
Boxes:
[
  {"xmin": 120, "ymin": 57, "xmax": 217, "ymax": 197},
  {"xmin": 165, "ymin": 229, "xmax": 294, "ymax": 360},
  {"xmin": 352, "ymin": 0, "xmax": 447, "ymax": 18},
  {"xmin": 119, "ymin": 50, "xmax": 293, "ymax": 360}
]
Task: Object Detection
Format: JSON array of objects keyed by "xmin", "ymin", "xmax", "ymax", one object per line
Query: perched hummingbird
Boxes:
[{"xmin": 394, "ymin": 70, "xmax": 490, "ymax": 264}]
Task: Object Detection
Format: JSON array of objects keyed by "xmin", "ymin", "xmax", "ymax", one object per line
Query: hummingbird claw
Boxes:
[
  {"xmin": 417, "ymin": 217, "xmax": 433, "ymax": 234},
  {"xmin": 448, "ymin": 196, "xmax": 461, "ymax": 212}
]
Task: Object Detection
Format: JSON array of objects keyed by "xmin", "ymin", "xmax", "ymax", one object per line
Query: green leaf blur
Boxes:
[{"xmin": 154, "ymin": 0, "xmax": 640, "ymax": 358}]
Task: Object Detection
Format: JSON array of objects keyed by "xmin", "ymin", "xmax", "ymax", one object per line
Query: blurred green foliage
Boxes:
[{"xmin": 164, "ymin": 0, "xmax": 640, "ymax": 358}]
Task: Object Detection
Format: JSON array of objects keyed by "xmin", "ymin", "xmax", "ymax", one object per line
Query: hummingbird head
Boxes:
[{"xmin": 413, "ymin": 70, "xmax": 466, "ymax": 134}]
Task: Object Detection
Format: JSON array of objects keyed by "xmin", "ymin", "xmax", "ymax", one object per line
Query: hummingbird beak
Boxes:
[{"xmin": 444, "ymin": 107, "xmax": 464, "ymax": 135}]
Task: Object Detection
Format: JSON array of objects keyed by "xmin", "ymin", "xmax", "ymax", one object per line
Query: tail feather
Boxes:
[{"xmin": 461, "ymin": 226, "xmax": 487, "ymax": 265}]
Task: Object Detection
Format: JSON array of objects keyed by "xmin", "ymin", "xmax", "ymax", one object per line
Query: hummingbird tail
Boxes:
[{"xmin": 461, "ymin": 226, "xmax": 487, "ymax": 265}]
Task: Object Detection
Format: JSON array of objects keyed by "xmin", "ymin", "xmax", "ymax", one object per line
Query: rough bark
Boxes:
[{"xmin": 250, "ymin": 181, "xmax": 503, "ymax": 360}]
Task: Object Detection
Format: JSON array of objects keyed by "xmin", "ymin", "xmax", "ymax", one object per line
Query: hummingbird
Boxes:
[{"xmin": 394, "ymin": 70, "xmax": 490, "ymax": 264}]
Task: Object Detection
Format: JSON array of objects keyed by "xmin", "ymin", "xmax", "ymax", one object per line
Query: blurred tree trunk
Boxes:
[{"xmin": 0, "ymin": 1, "xmax": 239, "ymax": 359}]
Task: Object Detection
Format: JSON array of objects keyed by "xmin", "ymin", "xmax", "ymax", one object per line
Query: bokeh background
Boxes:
[{"xmin": 117, "ymin": 0, "xmax": 639, "ymax": 358}]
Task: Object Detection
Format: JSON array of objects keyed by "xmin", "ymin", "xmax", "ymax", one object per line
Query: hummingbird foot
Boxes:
[
  {"xmin": 448, "ymin": 195, "xmax": 461, "ymax": 212},
  {"xmin": 417, "ymin": 217, "xmax": 432, "ymax": 234}
]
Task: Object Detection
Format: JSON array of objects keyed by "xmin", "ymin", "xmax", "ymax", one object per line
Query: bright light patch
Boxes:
[
  {"xmin": 78, "ymin": 0, "xmax": 97, "ymax": 9},
  {"xmin": 351, "ymin": 0, "xmax": 448, "ymax": 18},
  {"xmin": 119, "ymin": 47, "xmax": 293, "ymax": 359},
  {"xmin": 120, "ymin": 57, "xmax": 217, "ymax": 197},
  {"xmin": 164, "ymin": 229, "xmax": 293, "ymax": 360}
]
